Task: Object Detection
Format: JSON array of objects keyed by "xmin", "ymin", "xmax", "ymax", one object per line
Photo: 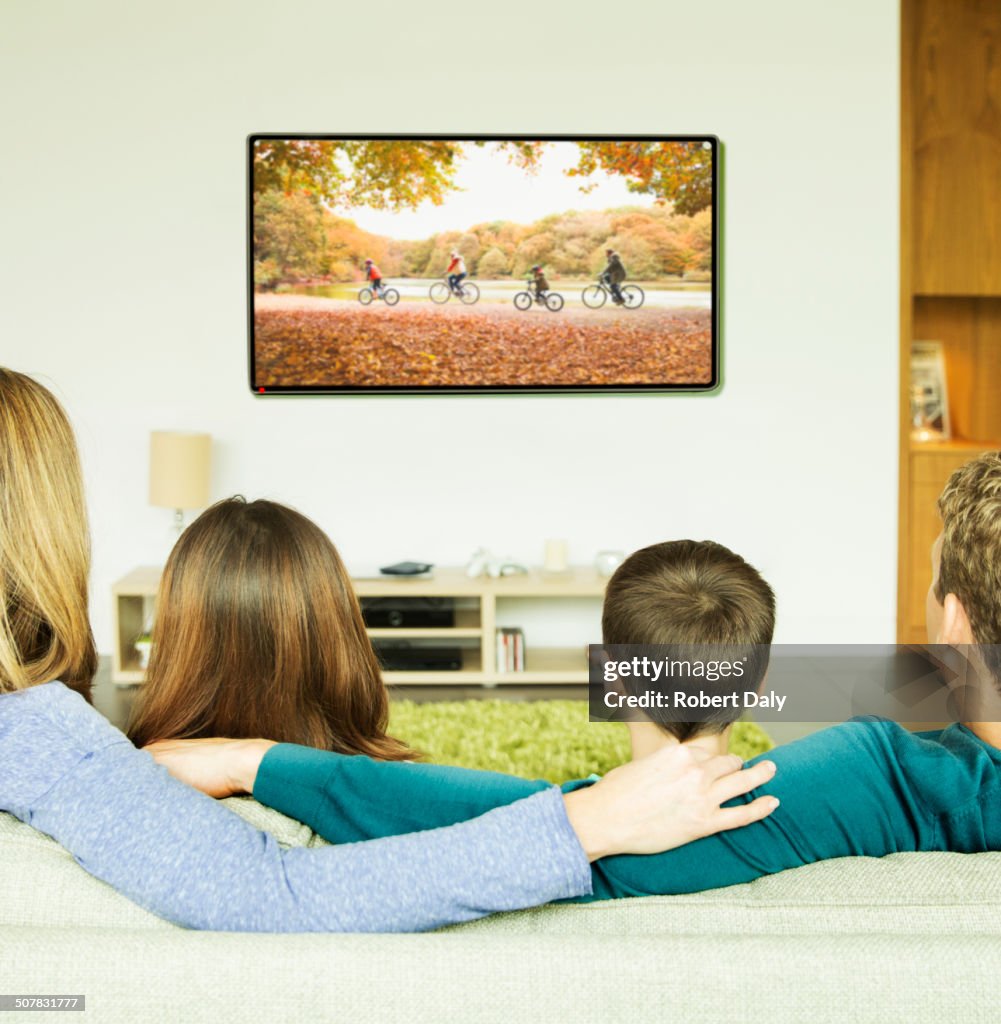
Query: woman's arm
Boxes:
[{"xmin": 0, "ymin": 683, "xmax": 589, "ymax": 932}]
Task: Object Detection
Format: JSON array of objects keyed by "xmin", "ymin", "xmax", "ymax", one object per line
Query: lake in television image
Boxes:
[{"xmin": 250, "ymin": 136, "xmax": 716, "ymax": 392}]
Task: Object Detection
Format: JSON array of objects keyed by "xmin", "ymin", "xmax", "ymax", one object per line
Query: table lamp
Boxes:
[{"xmin": 149, "ymin": 430, "xmax": 212, "ymax": 533}]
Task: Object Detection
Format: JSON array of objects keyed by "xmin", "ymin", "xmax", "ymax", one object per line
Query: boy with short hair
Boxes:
[{"xmin": 601, "ymin": 539, "xmax": 775, "ymax": 755}]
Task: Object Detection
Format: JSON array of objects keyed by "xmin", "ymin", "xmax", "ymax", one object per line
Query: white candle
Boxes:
[{"xmin": 544, "ymin": 539, "xmax": 569, "ymax": 573}]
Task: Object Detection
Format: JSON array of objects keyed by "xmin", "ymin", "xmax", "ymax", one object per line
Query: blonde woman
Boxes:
[{"xmin": 0, "ymin": 367, "xmax": 779, "ymax": 932}]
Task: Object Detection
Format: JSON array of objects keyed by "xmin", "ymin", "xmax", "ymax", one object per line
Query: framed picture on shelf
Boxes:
[{"xmin": 910, "ymin": 340, "xmax": 951, "ymax": 441}]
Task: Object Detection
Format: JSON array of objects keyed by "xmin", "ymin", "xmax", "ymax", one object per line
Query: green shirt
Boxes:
[{"xmin": 253, "ymin": 720, "xmax": 1001, "ymax": 900}]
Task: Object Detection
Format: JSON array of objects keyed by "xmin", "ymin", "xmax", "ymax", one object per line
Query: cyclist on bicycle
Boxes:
[
  {"xmin": 364, "ymin": 258, "xmax": 384, "ymax": 298},
  {"xmin": 530, "ymin": 264, "xmax": 550, "ymax": 301},
  {"xmin": 601, "ymin": 249, "xmax": 627, "ymax": 305},
  {"xmin": 446, "ymin": 250, "xmax": 468, "ymax": 295}
]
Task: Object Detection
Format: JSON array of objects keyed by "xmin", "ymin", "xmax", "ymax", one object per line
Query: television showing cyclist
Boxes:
[{"xmin": 252, "ymin": 137, "xmax": 714, "ymax": 389}]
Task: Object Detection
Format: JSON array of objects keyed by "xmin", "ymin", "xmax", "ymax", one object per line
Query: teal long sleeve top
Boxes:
[{"xmin": 254, "ymin": 719, "xmax": 1001, "ymax": 899}]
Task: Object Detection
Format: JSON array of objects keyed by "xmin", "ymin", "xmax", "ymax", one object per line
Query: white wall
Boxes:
[{"xmin": 0, "ymin": 0, "xmax": 899, "ymax": 651}]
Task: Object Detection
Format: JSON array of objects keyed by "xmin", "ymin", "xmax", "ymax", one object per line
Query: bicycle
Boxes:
[
  {"xmin": 429, "ymin": 276, "xmax": 480, "ymax": 305},
  {"xmin": 358, "ymin": 283, "xmax": 400, "ymax": 306},
  {"xmin": 513, "ymin": 282, "xmax": 564, "ymax": 312},
  {"xmin": 581, "ymin": 275, "xmax": 644, "ymax": 310}
]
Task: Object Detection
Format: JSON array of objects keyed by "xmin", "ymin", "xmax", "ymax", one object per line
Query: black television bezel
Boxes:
[{"xmin": 248, "ymin": 133, "xmax": 719, "ymax": 396}]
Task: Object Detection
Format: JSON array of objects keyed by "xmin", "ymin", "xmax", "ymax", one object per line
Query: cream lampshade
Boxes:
[{"xmin": 149, "ymin": 431, "xmax": 212, "ymax": 531}]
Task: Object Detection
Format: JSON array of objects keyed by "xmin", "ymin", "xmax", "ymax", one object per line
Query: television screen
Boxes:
[{"xmin": 248, "ymin": 134, "xmax": 717, "ymax": 394}]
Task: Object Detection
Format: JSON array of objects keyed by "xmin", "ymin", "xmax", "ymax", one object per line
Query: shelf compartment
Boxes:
[
  {"xmin": 381, "ymin": 646, "xmax": 484, "ymax": 685},
  {"xmin": 912, "ymin": 296, "xmax": 1001, "ymax": 443},
  {"xmin": 365, "ymin": 604, "xmax": 481, "ymax": 639},
  {"xmin": 495, "ymin": 646, "xmax": 590, "ymax": 684},
  {"xmin": 376, "ymin": 640, "xmax": 483, "ymax": 684}
]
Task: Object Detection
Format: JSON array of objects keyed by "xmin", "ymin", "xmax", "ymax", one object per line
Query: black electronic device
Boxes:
[
  {"xmin": 360, "ymin": 597, "xmax": 455, "ymax": 629},
  {"xmin": 378, "ymin": 561, "xmax": 434, "ymax": 576},
  {"xmin": 372, "ymin": 641, "xmax": 464, "ymax": 672}
]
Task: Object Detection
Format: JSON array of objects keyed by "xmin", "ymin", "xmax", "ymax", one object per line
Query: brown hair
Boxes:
[
  {"xmin": 602, "ymin": 540, "xmax": 776, "ymax": 741},
  {"xmin": 0, "ymin": 368, "xmax": 97, "ymax": 697},
  {"xmin": 936, "ymin": 452, "xmax": 1001, "ymax": 681},
  {"xmin": 128, "ymin": 497, "xmax": 414, "ymax": 759}
]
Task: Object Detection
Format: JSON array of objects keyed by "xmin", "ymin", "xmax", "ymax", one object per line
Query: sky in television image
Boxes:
[{"xmin": 252, "ymin": 138, "xmax": 714, "ymax": 389}]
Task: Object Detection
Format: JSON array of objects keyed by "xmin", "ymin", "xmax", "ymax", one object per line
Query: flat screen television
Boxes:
[{"xmin": 248, "ymin": 134, "xmax": 718, "ymax": 394}]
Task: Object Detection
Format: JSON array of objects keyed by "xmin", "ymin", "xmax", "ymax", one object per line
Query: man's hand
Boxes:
[
  {"xmin": 562, "ymin": 747, "xmax": 778, "ymax": 862},
  {"xmin": 144, "ymin": 737, "xmax": 276, "ymax": 798}
]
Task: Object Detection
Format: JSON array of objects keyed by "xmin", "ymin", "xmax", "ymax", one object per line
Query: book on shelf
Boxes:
[{"xmin": 495, "ymin": 627, "xmax": 525, "ymax": 673}]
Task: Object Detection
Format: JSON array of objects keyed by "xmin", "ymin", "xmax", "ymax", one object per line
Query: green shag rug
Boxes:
[{"xmin": 388, "ymin": 699, "xmax": 773, "ymax": 785}]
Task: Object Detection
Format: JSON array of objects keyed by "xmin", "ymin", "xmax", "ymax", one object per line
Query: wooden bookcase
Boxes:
[
  {"xmin": 898, "ymin": 0, "xmax": 1001, "ymax": 641},
  {"xmin": 111, "ymin": 566, "xmax": 605, "ymax": 685}
]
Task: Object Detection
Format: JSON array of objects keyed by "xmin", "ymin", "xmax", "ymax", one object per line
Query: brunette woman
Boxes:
[{"xmin": 129, "ymin": 497, "xmax": 413, "ymax": 760}]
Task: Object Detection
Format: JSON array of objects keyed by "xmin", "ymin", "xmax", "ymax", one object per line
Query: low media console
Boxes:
[{"xmin": 111, "ymin": 566, "xmax": 607, "ymax": 685}]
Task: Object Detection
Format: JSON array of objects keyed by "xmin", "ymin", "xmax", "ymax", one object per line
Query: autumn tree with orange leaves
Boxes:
[
  {"xmin": 567, "ymin": 141, "xmax": 712, "ymax": 216},
  {"xmin": 252, "ymin": 138, "xmax": 710, "ymax": 214},
  {"xmin": 253, "ymin": 139, "xmax": 543, "ymax": 211}
]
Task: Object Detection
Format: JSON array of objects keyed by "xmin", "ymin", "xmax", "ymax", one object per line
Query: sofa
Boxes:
[{"xmin": 2, "ymin": 799, "xmax": 1000, "ymax": 1024}]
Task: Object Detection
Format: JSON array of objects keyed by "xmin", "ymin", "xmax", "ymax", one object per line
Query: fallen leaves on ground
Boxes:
[{"xmin": 254, "ymin": 302, "xmax": 712, "ymax": 388}]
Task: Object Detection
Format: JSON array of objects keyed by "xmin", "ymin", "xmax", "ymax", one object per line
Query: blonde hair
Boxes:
[
  {"xmin": 0, "ymin": 368, "xmax": 97, "ymax": 696},
  {"xmin": 936, "ymin": 451, "xmax": 1001, "ymax": 648},
  {"xmin": 128, "ymin": 497, "xmax": 415, "ymax": 759}
]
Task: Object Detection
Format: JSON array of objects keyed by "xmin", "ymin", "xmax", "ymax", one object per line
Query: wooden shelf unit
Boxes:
[
  {"xmin": 111, "ymin": 566, "xmax": 606, "ymax": 685},
  {"xmin": 351, "ymin": 568, "xmax": 605, "ymax": 686},
  {"xmin": 898, "ymin": 0, "xmax": 1001, "ymax": 642}
]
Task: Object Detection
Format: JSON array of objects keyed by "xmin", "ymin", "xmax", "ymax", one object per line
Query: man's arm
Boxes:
[
  {"xmin": 155, "ymin": 721, "xmax": 929, "ymax": 900},
  {"xmin": 255, "ymin": 745, "xmax": 553, "ymax": 842},
  {"xmin": 589, "ymin": 720, "xmax": 936, "ymax": 898}
]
